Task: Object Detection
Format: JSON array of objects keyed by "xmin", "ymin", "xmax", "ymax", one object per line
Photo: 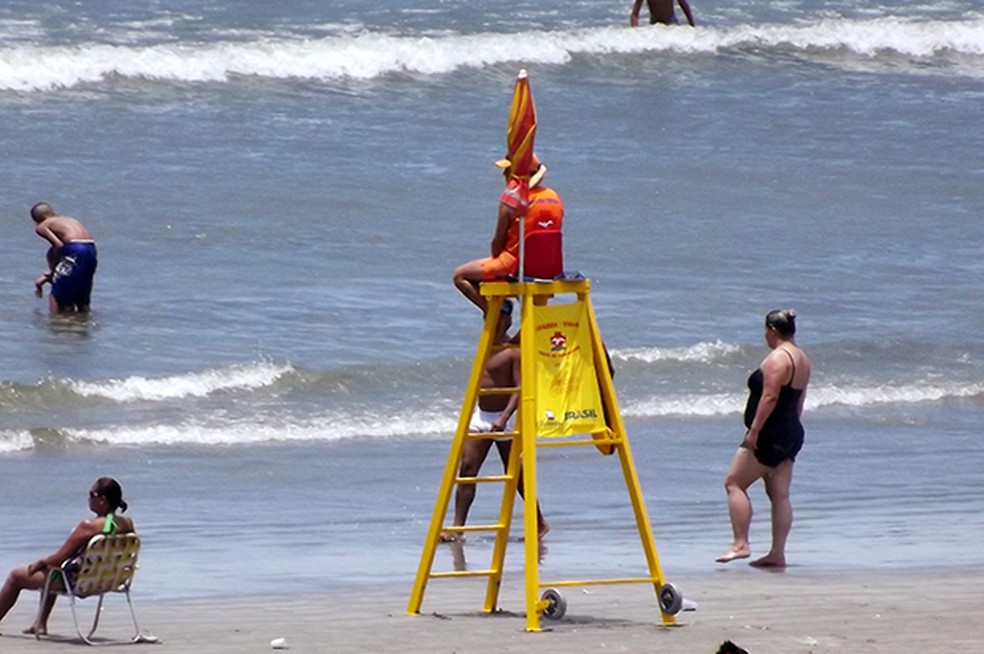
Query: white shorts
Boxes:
[{"xmin": 471, "ymin": 409, "xmax": 515, "ymax": 442}]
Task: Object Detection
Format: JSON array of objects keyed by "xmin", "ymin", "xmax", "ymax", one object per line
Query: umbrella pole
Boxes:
[{"xmin": 518, "ymin": 214, "xmax": 525, "ymax": 283}]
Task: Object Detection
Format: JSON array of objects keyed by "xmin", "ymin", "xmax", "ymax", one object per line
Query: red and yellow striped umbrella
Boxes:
[
  {"xmin": 506, "ymin": 69, "xmax": 537, "ymax": 190},
  {"xmin": 495, "ymin": 69, "xmax": 540, "ymax": 279},
  {"xmin": 499, "ymin": 69, "xmax": 537, "ymax": 213}
]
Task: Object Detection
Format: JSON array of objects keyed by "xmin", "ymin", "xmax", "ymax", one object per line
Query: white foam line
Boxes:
[
  {"xmin": 68, "ymin": 362, "xmax": 293, "ymax": 402},
  {"xmin": 614, "ymin": 340, "xmax": 741, "ymax": 364},
  {"xmin": 622, "ymin": 382, "xmax": 984, "ymax": 418},
  {"xmin": 61, "ymin": 413, "xmax": 458, "ymax": 447},
  {"xmin": 0, "ymin": 430, "xmax": 34, "ymax": 453},
  {"xmin": 2, "ymin": 17, "xmax": 982, "ymax": 91}
]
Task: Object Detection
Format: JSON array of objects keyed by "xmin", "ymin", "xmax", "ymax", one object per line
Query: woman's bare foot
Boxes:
[
  {"xmin": 438, "ymin": 531, "xmax": 464, "ymax": 543},
  {"xmin": 749, "ymin": 553, "xmax": 786, "ymax": 568},
  {"xmin": 23, "ymin": 624, "xmax": 47, "ymax": 636},
  {"xmin": 715, "ymin": 547, "xmax": 751, "ymax": 564}
]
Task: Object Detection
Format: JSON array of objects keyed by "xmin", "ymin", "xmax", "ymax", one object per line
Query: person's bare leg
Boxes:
[
  {"xmin": 452, "ymin": 259, "xmax": 489, "ymax": 314},
  {"xmin": 496, "ymin": 441, "xmax": 549, "ymax": 539},
  {"xmin": 750, "ymin": 460, "xmax": 794, "ymax": 568},
  {"xmin": 0, "ymin": 570, "xmax": 22, "ymax": 623},
  {"xmin": 535, "ymin": 502, "xmax": 550, "ymax": 539},
  {"xmin": 439, "ymin": 438, "xmax": 493, "ymax": 542},
  {"xmin": 1, "ymin": 566, "xmax": 45, "ymax": 625},
  {"xmin": 23, "ymin": 593, "xmax": 56, "ymax": 635},
  {"xmin": 716, "ymin": 447, "xmax": 767, "ymax": 563}
]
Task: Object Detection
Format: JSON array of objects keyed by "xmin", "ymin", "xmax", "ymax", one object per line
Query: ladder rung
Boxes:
[
  {"xmin": 454, "ymin": 474, "xmax": 512, "ymax": 485},
  {"xmin": 466, "ymin": 430, "xmax": 518, "ymax": 441},
  {"xmin": 478, "ymin": 387, "xmax": 519, "ymax": 396},
  {"xmin": 441, "ymin": 523, "xmax": 504, "ymax": 533},
  {"xmin": 539, "ymin": 576, "xmax": 657, "ymax": 587},
  {"xmin": 430, "ymin": 569, "xmax": 497, "ymax": 579},
  {"xmin": 535, "ymin": 438, "xmax": 618, "ymax": 448}
]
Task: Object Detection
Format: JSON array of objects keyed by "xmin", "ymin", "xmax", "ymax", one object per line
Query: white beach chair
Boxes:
[{"xmin": 34, "ymin": 532, "xmax": 154, "ymax": 645}]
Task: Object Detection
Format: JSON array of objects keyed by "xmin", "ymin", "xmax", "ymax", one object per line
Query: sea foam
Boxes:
[
  {"xmin": 613, "ymin": 340, "xmax": 741, "ymax": 364},
  {"xmin": 67, "ymin": 361, "xmax": 293, "ymax": 403},
  {"xmin": 2, "ymin": 17, "xmax": 983, "ymax": 91},
  {"xmin": 0, "ymin": 430, "xmax": 34, "ymax": 453},
  {"xmin": 622, "ymin": 381, "xmax": 984, "ymax": 418},
  {"xmin": 51, "ymin": 379, "xmax": 984, "ymax": 446},
  {"xmin": 60, "ymin": 411, "xmax": 457, "ymax": 447}
]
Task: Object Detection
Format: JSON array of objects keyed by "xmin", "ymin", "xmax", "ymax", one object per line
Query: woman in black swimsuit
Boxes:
[{"xmin": 716, "ymin": 310, "xmax": 811, "ymax": 568}]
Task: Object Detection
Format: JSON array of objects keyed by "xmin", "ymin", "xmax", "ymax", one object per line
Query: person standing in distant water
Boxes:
[
  {"xmin": 630, "ymin": 0, "xmax": 695, "ymax": 26},
  {"xmin": 452, "ymin": 154, "xmax": 564, "ymax": 315},
  {"xmin": 717, "ymin": 309, "xmax": 810, "ymax": 567},
  {"xmin": 31, "ymin": 202, "xmax": 98, "ymax": 313}
]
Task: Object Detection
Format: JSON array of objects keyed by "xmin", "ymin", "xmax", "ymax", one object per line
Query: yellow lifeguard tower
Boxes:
[
  {"xmin": 407, "ymin": 278, "xmax": 683, "ymax": 631},
  {"xmin": 408, "ymin": 69, "xmax": 681, "ymax": 631}
]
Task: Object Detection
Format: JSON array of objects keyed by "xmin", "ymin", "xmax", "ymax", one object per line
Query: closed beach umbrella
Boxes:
[{"xmin": 499, "ymin": 69, "xmax": 537, "ymax": 278}]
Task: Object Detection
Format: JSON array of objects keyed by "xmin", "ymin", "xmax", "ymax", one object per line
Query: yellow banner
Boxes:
[{"xmin": 534, "ymin": 300, "xmax": 606, "ymax": 437}]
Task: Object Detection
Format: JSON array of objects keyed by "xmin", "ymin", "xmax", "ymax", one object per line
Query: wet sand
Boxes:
[{"xmin": 1, "ymin": 565, "xmax": 977, "ymax": 653}]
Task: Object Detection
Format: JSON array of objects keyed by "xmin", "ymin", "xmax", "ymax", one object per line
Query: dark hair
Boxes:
[
  {"xmin": 30, "ymin": 202, "xmax": 55, "ymax": 222},
  {"xmin": 765, "ymin": 309, "xmax": 796, "ymax": 336},
  {"xmin": 94, "ymin": 477, "xmax": 128, "ymax": 513}
]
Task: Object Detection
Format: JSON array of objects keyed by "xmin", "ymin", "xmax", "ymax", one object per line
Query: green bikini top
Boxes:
[{"xmin": 102, "ymin": 513, "xmax": 118, "ymax": 535}]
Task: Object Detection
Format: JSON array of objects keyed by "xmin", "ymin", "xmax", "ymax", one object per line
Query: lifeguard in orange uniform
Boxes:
[{"xmin": 452, "ymin": 153, "xmax": 564, "ymax": 314}]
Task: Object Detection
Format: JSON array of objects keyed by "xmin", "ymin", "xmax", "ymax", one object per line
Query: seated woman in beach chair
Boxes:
[{"xmin": 0, "ymin": 476, "xmax": 135, "ymax": 635}]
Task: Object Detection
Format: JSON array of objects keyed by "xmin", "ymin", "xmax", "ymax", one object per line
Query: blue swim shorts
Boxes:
[{"xmin": 51, "ymin": 241, "xmax": 98, "ymax": 308}]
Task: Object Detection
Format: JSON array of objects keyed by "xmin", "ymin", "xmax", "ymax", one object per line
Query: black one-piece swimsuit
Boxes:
[{"xmin": 742, "ymin": 350, "xmax": 804, "ymax": 468}]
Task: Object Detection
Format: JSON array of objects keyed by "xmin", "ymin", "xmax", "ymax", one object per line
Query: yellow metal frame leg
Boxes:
[
  {"xmin": 407, "ymin": 297, "xmax": 505, "ymax": 614},
  {"xmin": 519, "ymin": 289, "xmax": 543, "ymax": 632},
  {"xmin": 585, "ymin": 293, "xmax": 676, "ymax": 625}
]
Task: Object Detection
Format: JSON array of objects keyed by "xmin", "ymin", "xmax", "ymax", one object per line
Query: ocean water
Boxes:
[{"xmin": 2, "ymin": 0, "xmax": 983, "ymax": 602}]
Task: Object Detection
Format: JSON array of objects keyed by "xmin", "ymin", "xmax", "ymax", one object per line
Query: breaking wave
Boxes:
[
  {"xmin": 0, "ymin": 430, "xmax": 34, "ymax": 454},
  {"xmin": 613, "ymin": 340, "xmax": 741, "ymax": 364},
  {"xmin": 58, "ymin": 411, "xmax": 457, "ymax": 447},
  {"xmin": 623, "ymin": 381, "xmax": 984, "ymax": 418},
  {"xmin": 3, "ymin": 379, "xmax": 979, "ymax": 450},
  {"xmin": 2, "ymin": 16, "xmax": 983, "ymax": 91},
  {"xmin": 67, "ymin": 362, "xmax": 294, "ymax": 402}
]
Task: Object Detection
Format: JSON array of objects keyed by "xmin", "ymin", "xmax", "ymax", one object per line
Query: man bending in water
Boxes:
[{"xmin": 31, "ymin": 202, "xmax": 98, "ymax": 313}]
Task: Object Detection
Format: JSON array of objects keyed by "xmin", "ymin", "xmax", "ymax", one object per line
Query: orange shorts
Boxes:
[{"xmin": 479, "ymin": 252, "xmax": 517, "ymax": 281}]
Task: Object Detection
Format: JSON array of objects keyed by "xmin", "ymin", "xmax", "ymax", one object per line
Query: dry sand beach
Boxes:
[{"xmin": 1, "ymin": 566, "xmax": 978, "ymax": 653}]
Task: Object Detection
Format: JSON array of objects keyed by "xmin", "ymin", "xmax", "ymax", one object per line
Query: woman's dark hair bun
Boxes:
[{"xmin": 765, "ymin": 309, "xmax": 797, "ymax": 336}]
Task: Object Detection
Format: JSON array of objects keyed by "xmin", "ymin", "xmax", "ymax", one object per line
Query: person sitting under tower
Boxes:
[{"xmin": 439, "ymin": 300, "xmax": 549, "ymax": 542}]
